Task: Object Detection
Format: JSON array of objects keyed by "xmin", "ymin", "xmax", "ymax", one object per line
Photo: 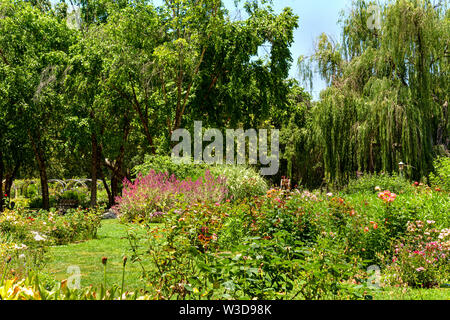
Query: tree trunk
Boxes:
[
  {"xmin": 110, "ymin": 175, "xmax": 119, "ymax": 208},
  {"xmin": 98, "ymin": 166, "xmax": 112, "ymax": 209},
  {"xmin": 29, "ymin": 132, "xmax": 50, "ymax": 211},
  {"xmin": 5, "ymin": 163, "xmax": 20, "ymax": 199},
  {"xmin": 90, "ymin": 133, "xmax": 98, "ymax": 207}
]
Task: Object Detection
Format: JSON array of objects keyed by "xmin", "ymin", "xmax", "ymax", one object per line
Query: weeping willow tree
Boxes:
[{"xmin": 297, "ymin": 0, "xmax": 449, "ymax": 187}]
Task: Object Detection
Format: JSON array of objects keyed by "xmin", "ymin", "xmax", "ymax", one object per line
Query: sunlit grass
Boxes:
[
  {"xmin": 373, "ymin": 287, "xmax": 450, "ymax": 300},
  {"xmin": 42, "ymin": 219, "xmax": 155, "ymax": 291}
]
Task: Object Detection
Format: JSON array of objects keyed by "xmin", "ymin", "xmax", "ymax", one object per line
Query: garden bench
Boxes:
[{"xmin": 57, "ymin": 199, "xmax": 79, "ymax": 214}]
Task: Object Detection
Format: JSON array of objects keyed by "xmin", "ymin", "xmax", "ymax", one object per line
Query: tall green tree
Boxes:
[
  {"xmin": 297, "ymin": 0, "xmax": 449, "ymax": 186},
  {"xmin": 0, "ymin": 0, "xmax": 74, "ymax": 210}
]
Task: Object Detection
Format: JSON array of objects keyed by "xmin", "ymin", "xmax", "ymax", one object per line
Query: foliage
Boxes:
[
  {"xmin": 209, "ymin": 165, "xmax": 268, "ymax": 201},
  {"xmin": 345, "ymin": 173, "xmax": 414, "ymax": 194},
  {"xmin": 127, "ymin": 189, "xmax": 375, "ymax": 300},
  {"xmin": 295, "ymin": 0, "xmax": 449, "ymax": 187},
  {"xmin": 133, "ymin": 155, "xmax": 206, "ymax": 181},
  {"xmin": 0, "ymin": 270, "xmax": 150, "ymax": 300},
  {"xmin": 429, "ymin": 156, "xmax": 450, "ymax": 191},
  {"xmin": 0, "ymin": 208, "xmax": 102, "ymax": 246},
  {"xmin": 133, "ymin": 155, "xmax": 268, "ymax": 201},
  {"xmin": 384, "ymin": 222, "xmax": 450, "ymax": 288},
  {"xmin": 114, "ymin": 169, "xmax": 228, "ymax": 222}
]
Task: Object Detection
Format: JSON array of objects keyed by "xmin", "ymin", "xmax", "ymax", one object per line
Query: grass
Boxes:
[
  {"xmin": 373, "ymin": 287, "xmax": 450, "ymax": 300},
  {"xmin": 41, "ymin": 219, "xmax": 154, "ymax": 291}
]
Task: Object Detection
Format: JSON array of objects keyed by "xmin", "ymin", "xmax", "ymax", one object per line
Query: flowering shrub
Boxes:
[
  {"xmin": 0, "ymin": 208, "xmax": 102, "ymax": 246},
  {"xmin": 107, "ymin": 179, "xmax": 450, "ymax": 299},
  {"xmin": 377, "ymin": 190, "xmax": 397, "ymax": 203},
  {"xmin": 114, "ymin": 170, "xmax": 228, "ymax": 222},
  {"xmin": 208, "ymin": 165, "xmax": 268, "ymax": 201},
  {"xmin": 385, "ymin": 221, "xmax": 450, "ymax": 288},
  {"xmin": 129, "ymin": 192, "xmax": 369, "ymax": 300}
]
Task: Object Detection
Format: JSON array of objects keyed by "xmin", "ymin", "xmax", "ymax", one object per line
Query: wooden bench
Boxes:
[{"xmin": 57, "ymin": 199, "xmax": 79, "ymax": 214}]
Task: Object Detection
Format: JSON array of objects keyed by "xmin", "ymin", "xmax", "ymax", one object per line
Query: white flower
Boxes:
[
  {"xmin": 19, "ymin": 254, "xmax": 26, "ymax": 260},
  {"xmin": 326, "ymin": 192, "xmax": 333, "ymax": 197},
  {"xmin": 375, "ymin": 186, "xmax": 381, "ymax": 191},
  {"xmin": 14, "ymin": 244, "xmax": 28, "ymax": 250},
  {"xmin": 31, "ymin": 231, "xmax": 47, "ymax": 242}
]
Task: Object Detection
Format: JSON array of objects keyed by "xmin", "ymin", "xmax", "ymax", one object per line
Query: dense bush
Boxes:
[
  {"xmin": 345, "ymin": 173, "xmax": 414, "ymax": 195},
  {"xmin": 28, "ymin": 195, "xmax": 58, "ymax": 209},
  {"xmin": 209, "ymin": 165, "xmax": 268, "ymax": 201},
  {"xmin": 57, "ymin": 189, "xmax": 89, "ymax": 207},
  {"xmin": 429, "ymin": 156, "xmax": 450, "ymax": 191},
  {"xmin": 133, "ymin": 155, "xmax": 206, "ymax": 180},
  {"xmin": 127, "ymin": 189, "xmax": 372, "ymax": 300}
]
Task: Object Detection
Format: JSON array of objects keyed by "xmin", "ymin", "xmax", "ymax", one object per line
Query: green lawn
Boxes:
[
  {"xmin": 42, "ymin": 219, "xmax": 154, "ymax": 292},
  {"xmin": 373, "ymin": 287, "xmax": 450, "ymax": 300}
]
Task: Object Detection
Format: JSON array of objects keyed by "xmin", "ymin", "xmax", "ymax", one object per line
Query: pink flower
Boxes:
[
  {"xmin": 378, "ymin": 190, "xmax": 397, "ymax": 203},
  {"xmin": 416, "ymin": 267, "xmax": 425, "ymax": 272}
]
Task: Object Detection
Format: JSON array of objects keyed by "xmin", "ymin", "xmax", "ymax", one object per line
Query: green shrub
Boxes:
[
  {"xmin": 345, "ymin": 173, "xmax": 414, "ymax": 194},
  {"xmin": 58, "ymin": 189, "xmax": 89, "ymax": 208},
  {"xmin": 209, "ymin": 165, "xmax": 268, "ymax": 201},
  {"xmin": 429, "ymin": 156, "xmax": 450, "ymax": 191},
  {"xmin": 28, "ymin": 196, "xmax": 58, "ymax": 209},
  {"xmin": 24, "ymin": 184, "xmax": 39, "ymax": 198},
  {"xmin": 133, "ymin": 155, "xmax": 205, "ymax": 180}
]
